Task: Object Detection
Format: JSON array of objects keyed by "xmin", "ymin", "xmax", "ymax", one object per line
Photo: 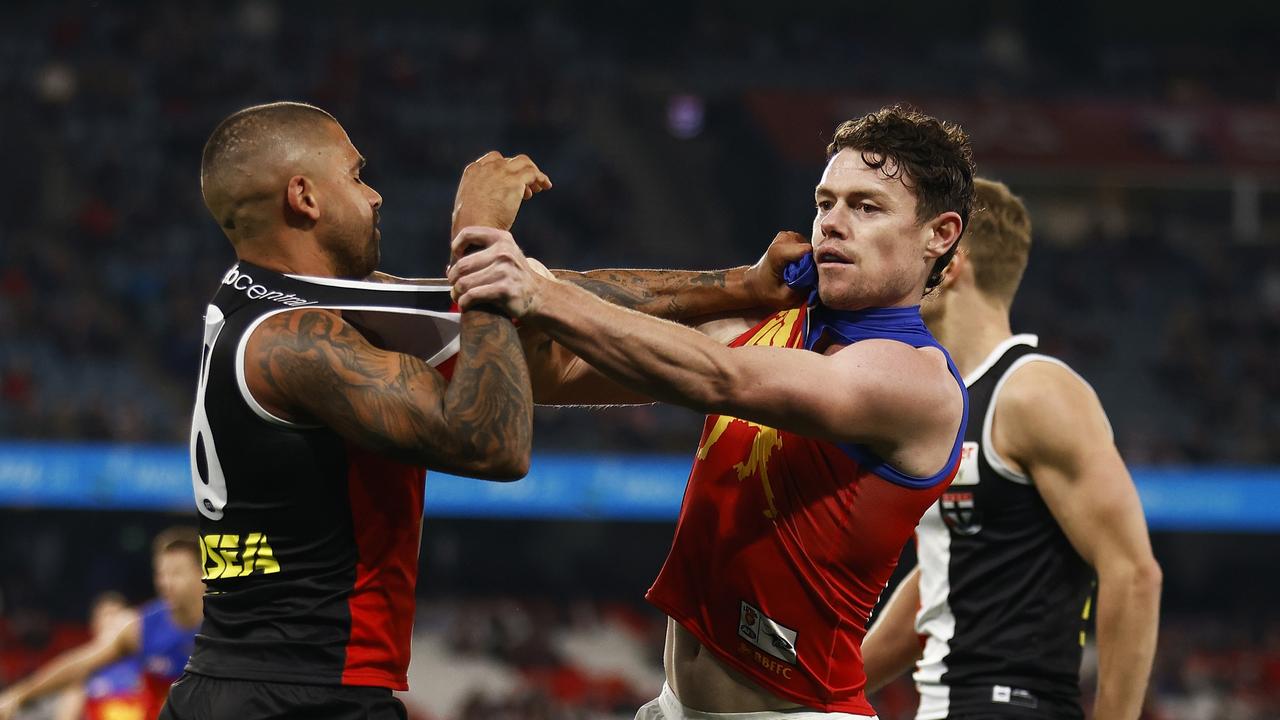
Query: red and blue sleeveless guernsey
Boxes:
[
  {"xmin": 84, "ymin": 656, "xmax": 145, "ymax": 720},
  {"xmin": 186, "ymin": 263, "xmax": 459, "ymax": 690},
  {"xmin": 646, "ymin": 304, "xmax": 968, "ymax": 714},
  {"xmin": 138, "ymin": 599, "xmax": 196, "ymax": 719}
]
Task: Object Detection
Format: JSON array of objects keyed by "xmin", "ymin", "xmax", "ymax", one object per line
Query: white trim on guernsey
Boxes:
[
  {"xmin": 962, "ymin": 334, "xmax": 1038, "ymax": 388},
  {"xmin": 236, "ymin": 310, "xmax": 319, "ymax": 429},
  {"xmin": 235, "ymin": 305, "xmax": 461, "ymax": 430},
  {"xmin": 191, "ymin": 305, "xmax": 230, "ymax": 520},
  {"xmin": 912, "ymin": 499, "xmax": 954, "ymax": 717},
  {"xmin": 284, "ymin": 274, "xmax": 453, "ymax": 292},
  {"xmin": 980, "ymin": 353, "xmax": 1111, "ymax": 486},
  {"xmin": 914, "ymin": 682, "xmax": 950, "ymax": 720},
  {"xmin": 912, "ymin": 333, "xmax": 1038, "ymax": 720}
]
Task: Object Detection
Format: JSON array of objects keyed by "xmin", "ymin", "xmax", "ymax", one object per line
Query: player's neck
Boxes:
[
  {"xmin": 172, "ymin": 601, "xmax": 202, "ymax": 628},
  {"xmin": 931, "ymin": 291, "xmax": 1013, "ymax": 378},
  {"xmin": 235, "ymin": 233, "xmax": 341, "ymax": 278}
]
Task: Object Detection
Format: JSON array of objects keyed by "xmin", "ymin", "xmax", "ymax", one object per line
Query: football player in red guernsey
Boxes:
[{"xmin": 449, "ymin": 106, "xmax": 976, "ymax": 719}]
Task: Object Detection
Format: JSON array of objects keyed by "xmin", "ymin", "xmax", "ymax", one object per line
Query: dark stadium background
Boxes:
[{"xmin": 1, "ymin": 1, "xmax": 1277, "ymax": 718}]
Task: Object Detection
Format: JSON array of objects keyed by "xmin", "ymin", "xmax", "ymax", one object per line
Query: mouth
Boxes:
[{"xmin": 815, "ymin": 248, "xmax": 852, "ymax": 265}]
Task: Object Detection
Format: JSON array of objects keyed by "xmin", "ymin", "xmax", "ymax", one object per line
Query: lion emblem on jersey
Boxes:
[{"xmin": 694, "ymin": 310, "xmax": 802, "ymax": 521}]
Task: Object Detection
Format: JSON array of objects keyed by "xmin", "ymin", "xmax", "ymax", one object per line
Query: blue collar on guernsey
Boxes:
[{"xmin": 781, "ymin": 253, "xmax": 970, "ymax": 490}]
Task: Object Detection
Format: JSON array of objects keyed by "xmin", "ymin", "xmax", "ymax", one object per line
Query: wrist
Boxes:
[
  {"xmin": 726, "ymin": 266, "xmax": 754, "ymax": 306},
  {"xmin": 522, "ymin": 274, "xmax": 567, "ymax": 325}
]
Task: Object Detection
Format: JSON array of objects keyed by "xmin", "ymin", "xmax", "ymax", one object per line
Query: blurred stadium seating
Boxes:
[{"xmin": 1, "ymin": 1, "xmax": 1277, "ymax": 718}]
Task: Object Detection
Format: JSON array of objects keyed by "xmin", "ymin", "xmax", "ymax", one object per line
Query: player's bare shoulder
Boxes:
[
  {"xmin": 993, "ymin": 356, "xmax": 1112, "ymax": 466},
  {"xmin": 829, "ymin": 338, "xmax": 963, "ymax": 444},
  {"xmin": 242, "ymin": 307, "xmax": 372, "ymax": 423}
]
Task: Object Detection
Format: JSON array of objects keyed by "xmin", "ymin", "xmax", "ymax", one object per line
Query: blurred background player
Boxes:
[
  {"xmin": 449, "ymin": 107, "xmax": 975, "ymax": 718},
  {"xmin": 0, "ymin": 528, "xmax": 203, "ymax": 720},
  {"xmin": 0, "ymin": 4, "xmax": 1276, "ymax": 719},
  {"xmin": 53, "ymin": 592, "xmax": 145, "ymax": 720},
  {"xmin": 860, "ymin": 179, "xmax": 1162, "ymax": 719}
]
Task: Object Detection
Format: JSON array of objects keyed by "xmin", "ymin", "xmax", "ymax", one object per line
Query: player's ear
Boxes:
[
  {"xmin": 936, "ymin": 248, "xmax": 966, "ymax": 291},
  {"xmin": 925, "ymin": 211, "xmax": 963, "ymax": 260},
  {"xmin": 286, "ymin": 175, "xmax": 321, "ymax": 224}
]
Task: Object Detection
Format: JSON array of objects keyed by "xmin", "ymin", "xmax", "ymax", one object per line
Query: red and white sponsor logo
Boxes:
[{"xmin": 737, "ymin": 600, "xmax": 798, "ymax": 665}]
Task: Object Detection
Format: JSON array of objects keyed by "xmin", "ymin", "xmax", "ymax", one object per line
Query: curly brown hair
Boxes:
[{"xmin": 827, "ymin": 106, "xmax": 976, "ymax": 290}]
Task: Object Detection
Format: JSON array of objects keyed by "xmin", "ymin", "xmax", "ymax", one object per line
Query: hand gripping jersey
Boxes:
[
  {"xmin": 186, "ymin": 262, "xmax": 459, "ymax": 690},
  {"xmin": 913, "ymin": 335, "xmax": 1097, "ymax": 720},
  {"xmin": 138, "ymin": 599, "xmax": 197, "ymax": 719},
  {"xmin": 646, "ymin": 306, "xmax": 968, "ymax": 714},
  {"xmin": 84, "ymin": 656, "xmax": 145, "ymax": 720}
]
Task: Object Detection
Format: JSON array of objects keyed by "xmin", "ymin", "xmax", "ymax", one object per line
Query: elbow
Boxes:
[
  {"xmin": 1137, "ymin": 557, "xmax": 1163, "ymax": 595},
  {"xmin": 470, "ymin": 443, "xmax": 531, "ymax": 482},
  {"xmin": 1102, "ymin": 555, "xmax": 1163, "ymax": 600},
  {"xmin": 689, "ymin": 357, "xmax": 744, "ymax": 415},
  {"xmin": 492, "ymin": 449, "xmax": 531, "ymax": 481}
]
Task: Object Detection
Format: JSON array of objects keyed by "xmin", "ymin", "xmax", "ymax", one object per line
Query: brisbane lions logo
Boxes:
[{"xmin": 694, "ymin": 310, "xmax": 803, "ymax": 521}]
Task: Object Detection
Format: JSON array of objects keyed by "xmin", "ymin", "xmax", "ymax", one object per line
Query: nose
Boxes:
[
  {"xmin": 818, "ymin": 205, "xmax": 845, "ymax": 241},
  {"xmin": 368, "ymin": 186, "xmax": 383, "ymax": 210}
]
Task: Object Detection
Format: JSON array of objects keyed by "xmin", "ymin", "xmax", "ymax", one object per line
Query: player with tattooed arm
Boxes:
[{"xmin": 162, "ymin": 102, "xmax": 542, "ymax": 720}]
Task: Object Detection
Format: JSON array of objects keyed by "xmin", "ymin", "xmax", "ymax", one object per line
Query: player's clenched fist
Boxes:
[
  {"xmin": 451, "ymin": 151, "xmax": 552, "ymax": 236},
  {"xmin": 744, "ymin": 230, "xmax": 811, "ymax": 309},
  {"xmin": 447, "ymin": 227, "xmax": 550, "ymax": 318}
]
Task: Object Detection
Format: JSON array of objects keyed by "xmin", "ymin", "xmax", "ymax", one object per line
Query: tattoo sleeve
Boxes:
[
  {"xmin": 253, "ymin": 308, "xmax": 531, "ymax": 479},
  {"xmin": 554, "ymin": 268, "xmax": 753, "ymax": 320}
]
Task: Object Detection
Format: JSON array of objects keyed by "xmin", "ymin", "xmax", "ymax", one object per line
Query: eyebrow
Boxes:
[{"xmin": 814, "ymin": 185, "xmax": 892, "ymax": 204}]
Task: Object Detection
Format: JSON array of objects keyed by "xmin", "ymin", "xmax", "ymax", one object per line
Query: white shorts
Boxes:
[{"xmin": 635, "ymin": 683, "xmax": 877, "ymax": 720}]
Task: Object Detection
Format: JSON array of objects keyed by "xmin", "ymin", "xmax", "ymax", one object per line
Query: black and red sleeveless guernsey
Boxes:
[
  {"xmin": 186, "ymin": 261, "xmax": 459, "ymax": 690},
  {"xmin": 913, "ymin": 335, "xmax": 1099, "ymax": 720}
]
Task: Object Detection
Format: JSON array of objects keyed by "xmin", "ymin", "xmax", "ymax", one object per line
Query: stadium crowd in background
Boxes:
[
  {"xmin": 1, "ymin": 2, "xmax": 1278, "ymax": 719},
  {"xmin": 0, "ymin": 2, "xmax": 1277, "ymax": 462}
]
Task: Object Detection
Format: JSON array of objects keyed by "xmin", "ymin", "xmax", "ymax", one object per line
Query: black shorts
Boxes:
[
  {"xmin": 159, "ymin": 672, "xmax": 407, "ymax": 720},
  {"xmin": 940, "ymin": 684, "xmax": 1084, "ymax": 720}
]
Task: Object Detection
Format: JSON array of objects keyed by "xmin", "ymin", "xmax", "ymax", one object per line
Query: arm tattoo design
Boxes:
[
  {"xmin": 255, "ymin": 308, "xmax": 531, "ymax": 476},
  {"xmin": 441, "ymin": 309, "xmax": 533, "ymax": 472},
  {"xmin": 558, "ymin": 269, "xmax": 729, "ymax": 320}
]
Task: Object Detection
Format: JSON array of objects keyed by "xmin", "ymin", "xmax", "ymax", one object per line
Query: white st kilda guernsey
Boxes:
[
  {"xmin": 913, "ymin": 335, "xmax": 1100, "ymax": 720},
  {"xmin": 188, "ymin": 261, "xmax": 458, "ymax": 690}
]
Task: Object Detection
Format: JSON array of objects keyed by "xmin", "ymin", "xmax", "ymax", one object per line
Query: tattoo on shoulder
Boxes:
[
  {"xmin": 250, "ymin": 307, "xmax": 530, "ymax": 471},
  {"xmin": 252, "ymin": 309, "xmax": 442, "ymax": 443}
]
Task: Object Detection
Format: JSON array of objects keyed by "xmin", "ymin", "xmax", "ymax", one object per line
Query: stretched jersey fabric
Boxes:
[
  {"xmin": 913, "ymin": 335, "xmax": 1097, "ymax": 720},
  {"xmin": 186, "ymin": 262, "xmax": 459, "ymax": 690},
  {"xmin": 84, "ymin": 656, "xmax": 145, "ymax": 720},
  {"xmin": 646, "ymin": 305, "xmax": 968, "ymax": 714},
  {"xmin": 137, "ymin": 600, "xmax": 197, "ymax": 719}
]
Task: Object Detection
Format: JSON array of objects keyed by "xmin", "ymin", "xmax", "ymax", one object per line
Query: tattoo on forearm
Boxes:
[
  {"xmin": 560, "ymin": 269, "xmax": 727, "ymax": 319},
  {"xmin": 255, "ymin": 309, "xmax": 531, "ymax": 473},
  {"xmin": 444, "ymin": 309, "xmax": 533, "ymax": 468}
]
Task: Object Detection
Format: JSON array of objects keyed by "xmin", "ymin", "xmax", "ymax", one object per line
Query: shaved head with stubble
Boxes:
[{"xmin": 201, "ymin": 101, "xmax": 384, "ymax": 279}]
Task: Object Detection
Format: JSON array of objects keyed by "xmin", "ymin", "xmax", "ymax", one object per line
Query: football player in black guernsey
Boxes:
[
  {"xmin": 861, "ymin": 179, "xmax": 1162, "ymax": 720},
  {"xmin": 164, "ymin": 102, "xmax": 545, "ymax": 720}
]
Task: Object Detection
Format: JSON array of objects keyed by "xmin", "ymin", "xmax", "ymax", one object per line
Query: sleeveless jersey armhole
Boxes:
[
  {"xmin": 837, "ymin": 348, "xmax": 969, "ymax": 490},
  {"xmin": 235, "ymin": 308, "xmax": 323, "ymax": 429},
  {"xmin": 981, "ymin": 353, "xmax": 1111, "ymax": 486}
]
